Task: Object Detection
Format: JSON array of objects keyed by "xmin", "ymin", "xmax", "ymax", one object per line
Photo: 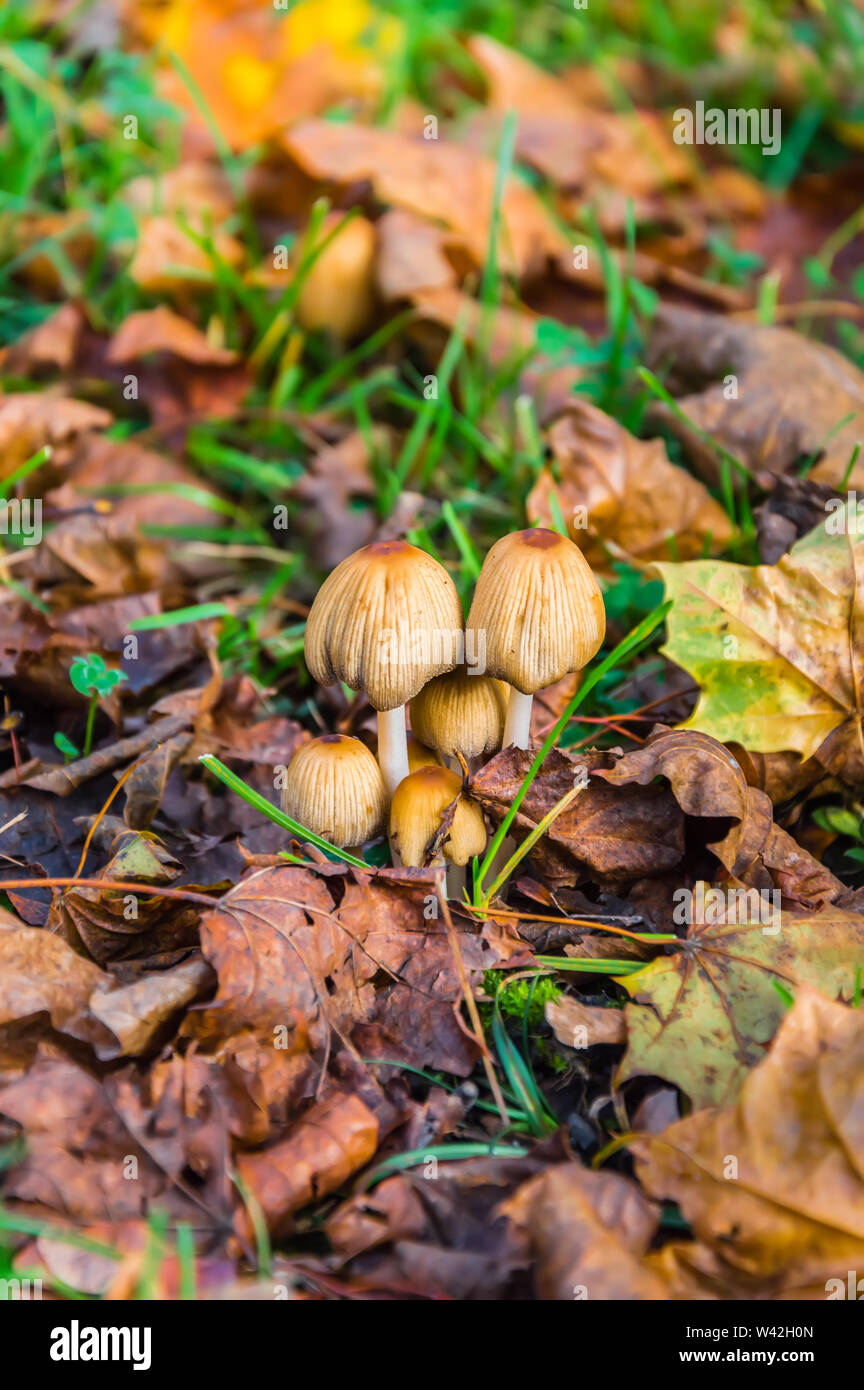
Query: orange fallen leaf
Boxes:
[
  {"xmin": 235, "ymin": 1089, "xmax": 380, "ymax": 1236},
  {"xmin": 528, "ymin": 399, "xmax": 734, "ymax": 570},
  {"xmin": 107, "ymin": 306, "xmax": 237, "ymax": 365},
  {"xmin": 634, "ymin": 988, "xmax": 864, "ymax": 1291},
  {"xmin": 284, "ymin": 118, "xmax": 567, "ymax": 280}
]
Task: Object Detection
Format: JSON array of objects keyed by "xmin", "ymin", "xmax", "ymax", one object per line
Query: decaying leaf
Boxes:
[
  {"xmin": 0, "ymin": 392, "xmax": 111, "ymax": 479},
  {"xmin": 528, "ymin": 399, "xmax": 733, "ymax": 569},
  {"xmin": 283, "ymin": 118, "xmax": 567, "ymax": 279},
  {"xmin": 545, "ymin": 994, "xmax": 626, "ymax": 1048},
  {"xmin": 235, "ymin": 1089, "xmax": 383, "ymax": 1237},
  {"xmin": 184, "ymin": 865, "xmax": 499, "ymax": 1124},
  {"xmin": 0, "ymin": 925, "xmax": 107, "ymax": 1032},
  {"xmin": 470, "ymin": 746, "xmax": 685, "ymax": 889},
  {"xmin": 501, "ymin": 1162, "xmax": 668, "ymax": 1300},
  {"xmin": 107, "ymin": 306, "xmax": 238, "ymax": 365},
  {"xmin": 647, "ymin": 305, "xmax": 864, "ymax": 486},
  {"xmin": 634, "ymin": 989, "xmax": 864, "ymax": 1291},
  {"xmin": 596, "ymin": 729, "xmax": 843, "ymax": 906},
  {"xmin": 654, "ymin": 500, "xmax": 864, "ymax": 784},
  {"xmin": 616, "ymin": 902, "xmax": 864, "ymax": 1108}
]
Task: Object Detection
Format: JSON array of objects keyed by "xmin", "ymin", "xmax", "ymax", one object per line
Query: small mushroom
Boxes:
[
  {"xmin": 281, "ymin": 734, "xmax": 387, "ymax": 852},
  {"xmin": 410, "ymin": 667, "xmax": 508, "ymax": 766},
  {"xmin": 389, "ymin": 765, "xmax": 486, "ymax": 899},
  {"xmin": 406, "ymin": 731, "xmax": 443, "ymax": 772},
  {"xmin": 296, "ymin": 213, "xmax": 377, "ymax": 342},
  {"xmin": 305, "ymin": 540, "xmax": 463, "ymax": 795},
  {"xmin": 467, "ymin": 528, "xmax": 605, "ymax": 749}
]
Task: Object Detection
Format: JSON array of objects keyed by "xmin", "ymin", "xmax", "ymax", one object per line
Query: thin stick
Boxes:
[
  {"xmin": 464, "ymin": 904, "xmax": 677, "ymax": 944},
  {"xmin": 436, "ymin": 870, "xmax": 510, "ymax": 1128},
  {"xmin": 72, "ymin": 755, "xmax": 143, "ymax": 880},
  {"xmin": 0, "ymin": 877, "xmax": 218, "ymax": 907}
]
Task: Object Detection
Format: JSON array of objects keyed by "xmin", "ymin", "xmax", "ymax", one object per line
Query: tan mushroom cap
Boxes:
[
  {"xmin": 467, "ymin": 528, "xmax": 605, "ymax": 694},
  {"xmin": 305, "ymin": 540, "xmax": 464, "ymax": 711},
  {"xmin": 281, "ymin": 735, "xmax": 387, "ymax": 848},
  {"xmin": 410, "ymin": 669, "xmax": 508, "ymax": 759},
  {"xmin": 389, "ymin": 766, "xmax": 487, "ymax": 867}
]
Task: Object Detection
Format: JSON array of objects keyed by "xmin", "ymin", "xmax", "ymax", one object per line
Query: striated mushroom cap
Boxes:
[
  {"xmin": 467, "ymin": 528, "xmax": 605, "ymax": 694},
  {"xmin": 281, "ymin": 735, "xmax": 387, "ymax": 848},
  {"xmin": 410, "ymin": 668, "xmax": 508, "ymax": 760},
  {"xmin": 305, "ymin": 540, "xmax": 464, "ymax": 711},
  {"xmin": 389, "ymin": 765, "xmax": 487, "ymax": 867}
]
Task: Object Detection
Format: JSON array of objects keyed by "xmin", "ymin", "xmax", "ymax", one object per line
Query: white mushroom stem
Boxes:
[
  {"xmin": 377, "ymin": 705, "xmax": 410, "ymax": 797},
  {"xmin": 504, "ymin": 688, "xmax": 534, "ymax": 750}
]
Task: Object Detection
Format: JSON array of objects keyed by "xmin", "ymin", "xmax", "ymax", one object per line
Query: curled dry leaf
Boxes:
[
  {"xmin": 122, "ymin": 732, "xmax": 193, "ymax": 829},
  {"xmin": 653, "ymin": 500, "xmax": 864, "ymax": 786},
  {"xmin": 48, "ymin": 828, "xmax": 201, "ymax": 967},
  {"xmin": 235, "ymin": 1089, "xmax": 382, "ymax": 1238},
  {"xmin": 0, "ymin": 925, "xmax": 107, "ymax": 1034},
  {"xmin": 634, "ymin": 989, "xmax": 864, "ymax": 1292},
  {"xmin": 647, "ymin": 304, "xmax": 864, "ymax": 487},
  {"xmin": 106, "ymin": 305, "xmax": 237, "ymax": 365},
  {"xmin": 595, "ymin": 729, "xmax": 843, "ymax": 906},
  {"xmin": 470, "ymin": 745, "xmax": 685, "ymax": 888},
  {"xmin": 467, "ymin": 34, "xmax": 691, "ymax": 199},
  {"xmin": 545, "ymin": 994, "xmax": 626, "ymax": 1048},
  {"xmin": 528, "ymin": 399, "xmax": 733, "ymax": 570},
  {"xmin": 283, "ymin": 118, "xmax": 567, "ymax": 279},
  {"xmin": 501, "ymin": 1163, "xmax": 668, "ymax": 1300},
  {"xmin": 22, "ymin": 715, "xmax": 191, "ymax": 795},
  {"xmin": 128, "ymin": 216, "xmax": 244, "ymax": 295},
  {"xmin": 0, "ymin": 302, "xmax": 84, "ymax": 376},
  {"xmin": 0, "ymin": 392, "xmax": 111, "ymax": 480},
  {"xmin": 81, "ymin": 956, "xmax": 215, "ymax": 1060},
  {"xmin": 375, "ymin": 209, "xmax": 458, "ymax": 302}
]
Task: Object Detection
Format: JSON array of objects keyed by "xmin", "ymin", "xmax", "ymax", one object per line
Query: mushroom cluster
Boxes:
[{"xmin": 281, "ymin": 529, "xmax": 605, "ymax": 893}]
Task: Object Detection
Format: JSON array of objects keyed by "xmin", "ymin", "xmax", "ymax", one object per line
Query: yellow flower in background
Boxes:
[
  {"xmin": 283, "ymin": 0, "xmax": 401, "ymax": 61},
  {"xmin": 136, "ymin": 0, "xmax": 403, "ymax": 148}
]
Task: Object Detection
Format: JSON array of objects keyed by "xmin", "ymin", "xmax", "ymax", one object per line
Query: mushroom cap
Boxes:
[
  {"xmin": 305, "ymin": 540, "xmax": 464, "ymax": 711},
  {"xmin": 389, "ymin": 765, "xmax": 487, "ymax": 867},
  {"xmin": 406, "ymin": 732, "xmax": 443, "ymax": 772},
  {"xmin": 410, "ymin": 668, "xmax": 508, "ymax": 759},
  {"xmin": 467, "ymin": 528, "xmax": 605, "ymax": 694},
  {"xmin": 295, "ymin": 213, "xmax": 377, "ymax": 342},
  {"xmin": 281, "ymin": 735, "xmax": 387, "ymax": 848}
]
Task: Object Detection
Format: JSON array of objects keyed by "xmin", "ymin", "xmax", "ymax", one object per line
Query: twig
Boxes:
[
  {"xmin": 0, "ymin": 877, "xmax": 219, "ymax": 907},
  {"xmin": 465, "ymin": 904, "xmax": 676, "ymax": 944},
  {"xmin": 436, "ymin": 870, "xmax": 510, "ymax": 1128}
]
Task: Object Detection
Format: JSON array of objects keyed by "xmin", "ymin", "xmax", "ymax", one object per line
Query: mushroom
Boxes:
[
  {"xmin": 467, "ymin": 528, "xmax": 605, "ymax": 749},
  {"xmin": 389, "ymin": 765, "xmax": 487, "ymax": 898},
  {"xmin": 305, "ymin": 540, "xmax": 464, "ymax": 795},
  {"xmin": 296, "ymin": 213, "xmax": 377, "ymax": 343},
  {"xmin": 406, "ymin": 731, "xmax": 443, "ymax": 772},
  {"xmin": 409, "ymin": 668, "xmax": 508, "ymax": 767},
  {"xmin": 281, "ymin": 734, "xmax": 387, "ymax": 852}
]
